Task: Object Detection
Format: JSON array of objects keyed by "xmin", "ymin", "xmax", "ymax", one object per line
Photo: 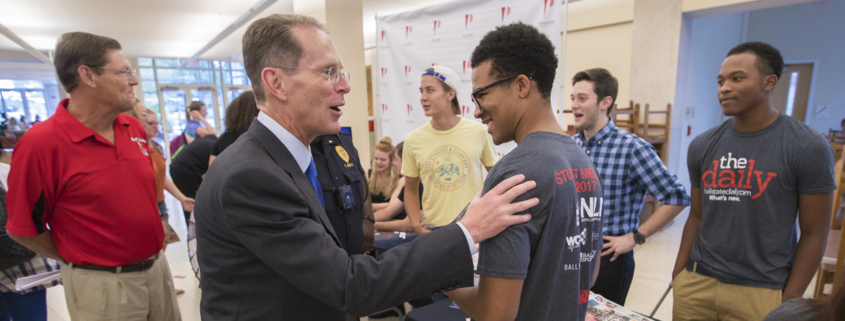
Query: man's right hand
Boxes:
[{"xmin": 459, "ymin": 175, "xmax": 537, "ymax": 244}]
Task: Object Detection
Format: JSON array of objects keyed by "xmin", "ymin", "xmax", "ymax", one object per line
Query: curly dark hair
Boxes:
[
  {"xmin": 224, "ymin": 91, "xmax": 259, "ymax": 135},
  {"xmin": 727, "ymin": 42, "xmax": 784, "ymax": 79},
  {"xmin": 470, "ymin": 22, "xmax": 558, "ymax": 100}
]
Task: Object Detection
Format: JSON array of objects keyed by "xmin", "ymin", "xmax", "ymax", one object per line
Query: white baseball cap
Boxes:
[{"xmin": 422, "ymin": 65, "xmax": 460, "ymax": 96}]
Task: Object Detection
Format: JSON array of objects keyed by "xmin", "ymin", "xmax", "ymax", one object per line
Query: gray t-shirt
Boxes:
[
  {"xmin": 477, "ymin": 132, "xmax": 604, "ymax": 320},
  {"xmin": 687, "ymin": 114, "xmax": 836, "ymax": 289},
  {"xmin": 763, "ymin": 298, "xmax": 824, "ymax": 321}
]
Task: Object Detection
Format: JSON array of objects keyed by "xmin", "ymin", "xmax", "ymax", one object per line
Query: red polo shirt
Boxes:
[{"xmin": 6, "ymin": 99, "xmax": 164, "ymax": 266}]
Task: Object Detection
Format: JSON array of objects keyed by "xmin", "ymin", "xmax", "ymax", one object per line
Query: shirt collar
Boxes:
[
  {"xmin": 256, "ymin": 111, "xmax": 312, "ymax": 173},
  {"xmin": 54, "ymin": 98, "xmax": 131, "ymax": 144},
  {"xmin": 578, "ymin": 119, "xmax": 616, "ymax": 144}
]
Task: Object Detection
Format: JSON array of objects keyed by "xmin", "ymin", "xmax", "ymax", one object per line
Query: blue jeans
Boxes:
[{"xmin": 0, "ymin": 289, "xmax": 47, "ymax": 321}]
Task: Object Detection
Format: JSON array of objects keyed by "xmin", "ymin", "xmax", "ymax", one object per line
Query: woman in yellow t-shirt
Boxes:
[{"xmin": 402, "ymin": 65, "xmax": 498, "ymax": 235}]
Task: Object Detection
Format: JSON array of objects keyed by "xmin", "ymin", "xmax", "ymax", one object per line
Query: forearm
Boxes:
[
  {"xmin": 638, "ymin": 204, "xmax": 686, "ymax": 237},
  {"xmin": 373, "ymin": 217, "xmax": 412, "ymax": 232},
  {"xmin": 165, "ymin": 178, "xmax": 187, "ymax": 201},
  {"xmin": 673, "ymin": 213, "xmax": 701, "ymax": 278},
  {"xmin": 372, "ymin": 202, "xmax": 388, "ymax": 211},
  {"xmin": 374, "ymin": 199, "xmax": 403, "ymax": 221},
  {"xmin": 8, "ymin": 230, "xmax": 62, "ymax": 261},
  {"xmin": 782, "ymin": 228, "xmax": 828, "ymax": 301}
]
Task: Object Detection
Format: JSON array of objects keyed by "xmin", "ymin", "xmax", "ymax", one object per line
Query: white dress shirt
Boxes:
[{"xmin": 256, "ymin": 112, "xmax": 477, "ymax": 255}]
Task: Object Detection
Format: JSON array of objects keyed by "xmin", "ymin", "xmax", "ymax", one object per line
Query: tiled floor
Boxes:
[{"xmin": 46, "ymin": 202, "xmax": 816, "ymax": 321}]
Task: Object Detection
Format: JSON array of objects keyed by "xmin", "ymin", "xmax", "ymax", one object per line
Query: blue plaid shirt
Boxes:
[{"xmin": 574, "ymin": 121, "xmax": 690, "ymax": 236}]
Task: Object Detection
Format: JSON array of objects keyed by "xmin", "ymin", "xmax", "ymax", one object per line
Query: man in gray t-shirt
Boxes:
[
  {"xmin": 446, "ymin": 23, "xmax": 602, "ymax": 321},
  {"xmin": 674, "ymin": 42, "xmax": 835, "ymax": 321}
]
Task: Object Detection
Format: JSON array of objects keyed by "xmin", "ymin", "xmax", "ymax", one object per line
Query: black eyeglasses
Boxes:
[{"xmin": 470, "ymin": 75, "xmax": 524, "ymax": 110}]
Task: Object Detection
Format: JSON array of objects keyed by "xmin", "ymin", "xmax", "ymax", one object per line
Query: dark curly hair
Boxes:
[
  {"xmin": 224, "ymin": 91, "xmax": 259, "ymax": 135},
  {"xmin": 727, "ymin": 42, "xmax": 784, "ymax": 79},
  {"xmin": 470, "ymin": 22, "xmax": 558, "ymax": 100}
]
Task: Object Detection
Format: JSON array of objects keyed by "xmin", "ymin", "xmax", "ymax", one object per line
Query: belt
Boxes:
[
  {"xmin": 65, "ymin": 253, "xmax": 159, "ymax": 274},
  {"xmin": 686, "ymin": 260, "xmax": 716, "ymax": 279}
]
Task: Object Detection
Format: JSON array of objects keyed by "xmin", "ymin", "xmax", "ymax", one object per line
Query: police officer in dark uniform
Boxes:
[{"xmin": 310, "ymin": 131, "xmax": 374, "ymax": 255}]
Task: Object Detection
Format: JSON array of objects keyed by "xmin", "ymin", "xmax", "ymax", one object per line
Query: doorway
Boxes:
[
  {"xmin": 772, "ymin": 63, "xmax": 814, "ymax": 122},
  {"xmin": 157, "ymin": 85, "xmax": 220, "ymax": 159}
]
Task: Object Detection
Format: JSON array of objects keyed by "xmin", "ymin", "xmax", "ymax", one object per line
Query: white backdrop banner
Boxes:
[{"xmin": 375, "ymin": 0, "xmax": 561, "ymax": 156}]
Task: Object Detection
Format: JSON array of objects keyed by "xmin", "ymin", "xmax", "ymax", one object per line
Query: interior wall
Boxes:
[
  {"xmin": 674, "ymin": 12, "xmax": 745, "ymax": 190},
  {"xmin": 745, "ymin": 0, "xmax": 845, "ymax": 134}
]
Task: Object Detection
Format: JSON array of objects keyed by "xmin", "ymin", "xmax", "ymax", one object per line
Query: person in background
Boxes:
[
  {"xmin": 33, "ymin": 115, "xmax": 42, "ymax": 124},
  {"xmin": 209, "ymin": 91, "xmax": 258, "ymax": 166},
  {"xmin": 18, "ymin": 117, "xmax": 29, "ymax": 130},
  {"xmin": 368, "ymin": 137, "xmax": 402, "ymax": 211},
  {"xmin": 185, "ymin": 101, "xmax": 215, "ymax": 139},
  {"xmin": 1, "ymin": 148, "xmax": 62, "ymax": 321},
  {"xmin": 5, "ymin": 119, "xmax": 21, "ymax": 134},
  {"xmin": 403, "ymin": 65, "xmax": 498, "ymax": 235},
  {"xmin": 5, "ymin": 31, "xmax": 180, "ymax": 321},
  {"xmin": 170, "ymin": 131, "xmax": 216, "ymax": 225},
  {"xmin": 373, "ymin": 141, "xmax": 427, "ymax": 232},
  {"xmin": 571, "ymin": 68, "xmax": 690, "ymax": 305},
  {"xmin": 674, "ymin": 42, "xmax": 835, "ymax": 321},
  {"xmin": 311, "ymin": 130, "xmax": 374, "ymax": 255},
  {"xmin": 136, "ymin": 102, "xmax": 194, "ymax": 246}
]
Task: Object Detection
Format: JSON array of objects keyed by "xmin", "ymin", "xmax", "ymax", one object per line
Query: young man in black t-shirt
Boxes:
[{"xmin": 446, "ymin": 23, "xmax": 603, "ymax": 321}]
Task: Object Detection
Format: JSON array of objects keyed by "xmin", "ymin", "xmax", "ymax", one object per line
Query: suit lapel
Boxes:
[{"xmin": 247, "ymin": 120, "xmax": 341, "ymax": 246}]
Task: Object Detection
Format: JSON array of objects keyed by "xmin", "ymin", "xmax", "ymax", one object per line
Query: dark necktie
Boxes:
[{"xmin": 304, "ymin": 158, "xmax": 325, "ymax": 208}]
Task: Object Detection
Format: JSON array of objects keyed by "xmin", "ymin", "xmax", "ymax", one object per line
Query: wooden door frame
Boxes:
[{"xmin": 782, "ymin": 59, "xmax": 819, "ymax": 122}]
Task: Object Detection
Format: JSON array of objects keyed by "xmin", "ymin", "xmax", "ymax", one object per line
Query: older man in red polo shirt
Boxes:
[{"xmin": 5, "ymin": 32, "xmax": 180, "ymax": 320}]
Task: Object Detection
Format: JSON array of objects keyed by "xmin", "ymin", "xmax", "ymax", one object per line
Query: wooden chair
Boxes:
[
  {"xmin": 611, "ymin": 101, "xmax": 638, "ymax": 134},
  {"xmin": 814, "ymin": 229, "xmax": 841, "ymax": 298},
  {"xmin": 831, "ymin": 145, "xmax": 845, "ymax": 230},
  {"xmin": 637, "ymin": 103, "xmax": 672, "ymax": 165},
  {"xmin": 832, "ymin": 142, "xmax": 844, "ymax": 163},
  {"xmin": 828, "ymin": 129, "xmax": 845, "ymax": 144}
]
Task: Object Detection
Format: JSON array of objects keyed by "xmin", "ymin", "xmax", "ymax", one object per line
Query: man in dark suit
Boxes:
[{"xmin": 194, "ymin": 14, "xmax": 539, "ymax": 321}]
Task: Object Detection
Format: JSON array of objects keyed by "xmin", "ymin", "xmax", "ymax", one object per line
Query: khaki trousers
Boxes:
[
  {"xmin": 60, "ymin": 252, "xmax": 181, "ymax": 321},
  {"xmin": 673, "ymin": 267, "xmax": 782, "ymax": 321}
]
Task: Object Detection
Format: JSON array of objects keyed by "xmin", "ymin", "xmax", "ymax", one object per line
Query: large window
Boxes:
[
  {"xmin": 0, "ymin": 79, "xmax": 55, "ymax": 123},
  {"xmin": 137, "ymin": 58, "xmax": 251, "ymax": 156}
]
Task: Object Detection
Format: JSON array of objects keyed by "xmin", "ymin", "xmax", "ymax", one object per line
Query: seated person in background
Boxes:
[
  {"xmin": 368, "ymin": 137, "xmax": 403, "ymax": 211},
  {"xmin": 209, "ymin": 91, "xmax": 259, "ymax": 166},
  {"xmin": 447, "ymin": 22, "xmax": 603, "ymax": 321},
  {"xmin": 374, "ymin": 141, "xmax": 428, "ymax": 232}
]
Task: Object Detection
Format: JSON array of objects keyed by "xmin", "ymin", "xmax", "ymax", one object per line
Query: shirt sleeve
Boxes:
[
  {"xmin": 400, "ymin": 139, "xmax": 420, "ymax": 178},
  {"xmin": 475, "ymin": 169, "xmax": 534, "ymax": 280},
  {"xmin": 794, "ymin": 134, "xmax": 837, "ymax": 195},
  {"xmin": 5, "ymin": 137, "xmax": 52, "ymax": 237},
  {"xmin": 480, "ymin": 132, "xmax": 498, "ymax": 167},
  {"xmin": 630, "ymin": 142, "xmax": 691, "ymax": 206}
]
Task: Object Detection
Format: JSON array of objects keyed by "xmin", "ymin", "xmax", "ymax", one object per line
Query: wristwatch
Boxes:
[
  {"xmin": 633, "ymin": 229, "xmax": 646, "ymax": 245},
  {"xmin": 362, "ymin": 216, "xmax": 375, "ymax": 224}
]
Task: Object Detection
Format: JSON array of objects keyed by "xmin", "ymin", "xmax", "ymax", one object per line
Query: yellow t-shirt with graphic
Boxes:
[{"xmin": 401, "ymin": 118, "xmax": 498, "ymax": 227}]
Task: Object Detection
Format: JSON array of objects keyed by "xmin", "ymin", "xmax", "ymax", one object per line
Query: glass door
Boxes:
[
  {"xmin": 190, "ymin": 87, "xmax": 220, "ymax": 134},
  {"xmin": 24, "ymin": 91, "xmax": 47, "ymax": 123},
  {"xmin": 160, "ymin": 88, "xmax": 188, "ymax": 147},
  {"xmin": 0, "ymin": 90, "xmax": 25, "ymax": 121}
]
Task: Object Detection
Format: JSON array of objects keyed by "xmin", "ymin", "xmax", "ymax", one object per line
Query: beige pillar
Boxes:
[
  {"xmin": 294, "ymin": 0, "xmax": 371, "ymax": 170},
  {"xmin": 629, "ymin": 0, "xmax": 683, "ymax": 109}
]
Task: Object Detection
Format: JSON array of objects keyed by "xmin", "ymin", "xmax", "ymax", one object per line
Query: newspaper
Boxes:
[
  {"xmin": 15, "ymin": 270, "xmax": 61, "ymax": 291},
  {"xmin": 587, "ymin": 292, "xmax": 655, "ymax": 321}
]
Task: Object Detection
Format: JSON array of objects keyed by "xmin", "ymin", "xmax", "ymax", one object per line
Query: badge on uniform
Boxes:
[{"xmin": 335, "ymin": 146, "xmax": 354, "ymax": 168}]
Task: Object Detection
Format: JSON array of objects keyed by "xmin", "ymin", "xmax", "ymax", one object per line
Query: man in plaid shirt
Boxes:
[{"xmin": 571, "ymin": 68, "xmax": 690, "ymax": 305}]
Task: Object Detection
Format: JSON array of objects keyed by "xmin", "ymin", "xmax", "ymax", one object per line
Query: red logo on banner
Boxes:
[
  {"xmin": 498, "ymin": 152, "xmax": 506, "ymax": 159},
  {"xmin": 380, "ymin": 67, "xmax": 387, "ymax": 77},
  {"xmin": 381, "ymin": 30, "xmax": 386, "ymax": 41},
  {"xmin": 433, "ymin": 20, "xmax": 442, "ymax": 33},
  {"xmin": 543, "ymin": 0, "xmax": 554, "ymax": 14},
  {"xmin": 382, "ymin": 104, "xmax": 388, "ymax": 112},
  {"xmin": 431, "ymin": 63, "xmax": 439, "ymax": 66},
  {"xmin": 465, "ymin": 14, "xmax": 474, "ymax": 28},
  {"xmin": 404, "ymin": 66, "xmax": 412, "ymax": 78},
  {"xmin": 407, "ymin": 104, "xmax": 413, "ymax": 115},
  {"xmin": 462, "ymin": 60, "xmax": 471, "ymax": 74},
  {"xmin": 461, "ymin": 105, "xmax": 471, "ymax": 116},
  {"xmin": 501, "ymin": 6, "xmax": 511, "ymax": 22},
  {"xmin": 405, "ymin": 26, "xmax": 413, "ymax": 38}
]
